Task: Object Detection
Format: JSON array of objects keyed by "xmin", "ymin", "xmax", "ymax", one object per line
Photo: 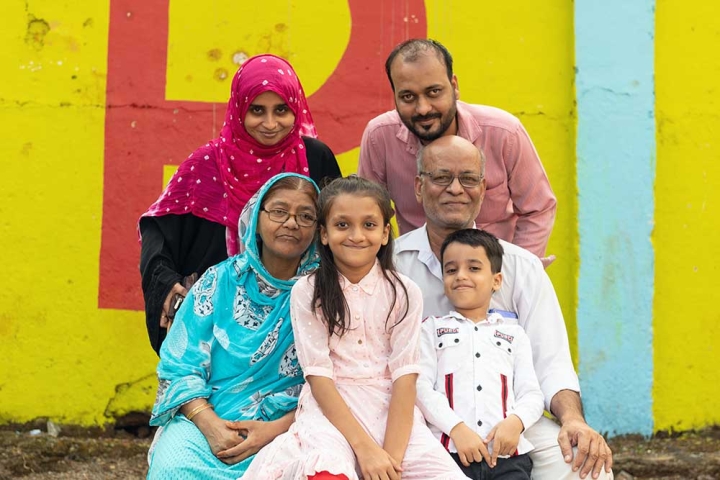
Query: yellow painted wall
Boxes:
[
  {"xmin": 654, "ymin": 0, "xmax": 720, "ymax": 431},
  {"xmin": 0, "ymin": 0, "xmax": 157, "ymax": 425},
  {"xmin": 0, "ymin": 0, "xmax": 575, "ymax": 425}
]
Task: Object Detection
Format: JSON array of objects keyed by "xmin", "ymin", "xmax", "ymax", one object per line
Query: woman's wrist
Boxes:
[{"xmin": 185, "ymin": 402, "xmax": 213, "ymax": 421}]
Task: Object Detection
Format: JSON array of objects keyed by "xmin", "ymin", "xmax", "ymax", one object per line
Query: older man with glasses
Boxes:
[{"xmin": 395, "ymin": 135, "xmax": 614, "ymax": 480}]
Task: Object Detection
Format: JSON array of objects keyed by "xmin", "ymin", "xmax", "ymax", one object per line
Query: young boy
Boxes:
[{"xmin": 416, "ymin": 229, "xmax": 545, "ymax": 479}]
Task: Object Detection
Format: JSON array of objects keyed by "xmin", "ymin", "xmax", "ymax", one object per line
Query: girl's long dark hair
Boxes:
[{"xmin": 312, "ymin": 176, "xmax": 409, "ymax": 337}]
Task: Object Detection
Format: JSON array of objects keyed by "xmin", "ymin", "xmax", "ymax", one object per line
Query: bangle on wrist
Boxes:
[{"xmin": 185, "ymin": 403, "xmax": 213, "ymax": 421}]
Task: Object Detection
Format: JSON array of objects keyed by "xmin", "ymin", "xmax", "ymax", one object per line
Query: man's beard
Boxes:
[{"xmin": 401, "ymin": 100, "xmax": 458, "ymax": 143}]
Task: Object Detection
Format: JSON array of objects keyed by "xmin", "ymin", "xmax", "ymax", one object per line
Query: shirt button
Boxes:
[
  {"xmin": 476, "ymin": 384, "xmax": 482, "ymax": 391},
  {"xmin": 352, "ymin": 286, "xmax": 358, "ymax": 292},
  {"xmin": 358, "ymin": 339, "xmax": 363, "ymax": 344},
  {"xmin": 475, "ymin": 352, "xmax": 481, "ymax": 358},
  {"xmin": 438, "ymin": 343, "xmax": 443, "ymax": 348},
  {"xmin": 477, "ymin": 420, "xmax": 483, "ymax": 427},
  {"xmin": 454, "ymin": 338, "xmax": 460, "ymax": 343},
  {"xmin": 354, "ymin": 314, "xmax": 360, "ymax": 320},
  {"xmin": 475, "ymin": 326, "xmax": 479, "ymax": 331}
]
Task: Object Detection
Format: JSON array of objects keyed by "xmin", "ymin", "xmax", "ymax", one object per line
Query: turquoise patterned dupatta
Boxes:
[{"xmin": 151, "ymin": 172, "xmax": 319, "ymax": 426}]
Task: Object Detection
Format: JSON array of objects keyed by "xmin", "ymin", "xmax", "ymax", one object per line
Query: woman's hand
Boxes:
[
  {"xmin": 192, "ymin": 412, "xmax": 247, "ymax": 465},
  {"xmin": 355, "ymin": 441, "xmax": 403, "ymax": 480},
  {"xmin": 161, "ymin": 283, "xmax": 188, "ymax": 329},
  {"xmin": 217, "ymin": 413, "xmax": 294, "ymax": 463}
]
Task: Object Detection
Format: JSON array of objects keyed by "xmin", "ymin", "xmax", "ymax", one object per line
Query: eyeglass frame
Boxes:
[
  {"xmin": 418, "ymin": 170, "xmax": 484, "ymax": 188},
  {"xmin": 260, "ymin": 207, "xmax": 318, "ymax": 227}
]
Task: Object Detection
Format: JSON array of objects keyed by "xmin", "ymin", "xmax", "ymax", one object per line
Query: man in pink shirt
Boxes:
[{"xmin": 358, "ymin": 39, "xmax": 556, "ymax": 260}]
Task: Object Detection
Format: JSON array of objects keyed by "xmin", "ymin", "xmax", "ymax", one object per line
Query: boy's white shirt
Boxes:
[
  {"xmin": 395, "ymin": 224, "xmax": 581, "ymax": 410},
  {"xmin": 416, "ymin": 311, "xmax": 545, "ymax": 455}
]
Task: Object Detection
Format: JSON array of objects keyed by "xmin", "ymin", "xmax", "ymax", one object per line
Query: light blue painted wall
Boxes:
[{"xmin": 575, "ymin": 0, "xmax": 656, "ymax": 436}]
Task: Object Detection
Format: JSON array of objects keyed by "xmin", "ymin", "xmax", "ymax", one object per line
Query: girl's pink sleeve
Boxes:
[
  {"xmin": 290, "ymin": 278, "xmax": 334, "ymax": 379},
  {"xmin": 387, "ymin": 276, "xmax": 423, "ymax": 382}
]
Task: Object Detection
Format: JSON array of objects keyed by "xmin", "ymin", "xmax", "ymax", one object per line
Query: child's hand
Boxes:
[
  {"xmin": 449, "ymin": 422, "xmax": 491, "ymax": 467},
  {"xmin": 484, "ymin": 415, "xmax": 524, "ymax": 468},
  {"xmin": 355, "ymin": 441, "xmax": 403, "ymax": 480}
]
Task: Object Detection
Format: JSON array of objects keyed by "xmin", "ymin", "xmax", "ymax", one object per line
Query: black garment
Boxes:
[
  {"xmin": 140, "ymin": 136, "xmax": 341, "ymax": 355},
  {"xmin": 449, "ymin": 453, "xmax": 533, "ymax": 480}
]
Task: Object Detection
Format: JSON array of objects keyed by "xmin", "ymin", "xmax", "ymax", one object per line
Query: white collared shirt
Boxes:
[
  {"xmin": 417, "ymin": 311, "xmax": 544, "ymax": 455},
  {"xmin": 395, "ymin": 224, "xmax": 580, "ymax": 409}
]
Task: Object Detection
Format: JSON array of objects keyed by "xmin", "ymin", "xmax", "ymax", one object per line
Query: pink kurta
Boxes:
[{"xmin": 241, "ymin": 262, "xmax": 464, "ymax": 480}]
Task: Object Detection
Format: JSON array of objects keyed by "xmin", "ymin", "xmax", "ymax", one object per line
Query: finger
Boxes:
[
  {"xmin": 579, "ymin": 438, "xmax": 601, "ymax": 479},
  {"xmin": 225, "ymin": 420, "xmax": 251, "ymax": 430},
  {"xmin": 218, "ymin": 455, "xmax": 244, "ymax": 465},
  {"xmin": 490, "ymin": 444, "xmax": 499, "ymax": 468},
  {"xmin": 471, "ymin": 447, "xmax": 483, "ymax": 464},
  {"xmin": 390, "ymin": 456, "xmax": 403, "ymax": 472},
  {"xmin": 557, "ymin": 430, "xmax": 574, "ymax": 464},
  {"xmin": 458, "ymin": 452, "xmax": 470, "ymax": 467},
  {"xmin": 590, "ymin": 442, "xmax": 611, "ymax": 479},
  {"xmin": 572, "ymin": 433, "xmax": 591, "ymax": 473},
  {"xmin": 485, "ymin": 427, "xmax": 497, "ymax": 443},
  {"xmin": 478, "ymin": 441, "xmax": 492, "ymax": 465},
  {"xmin": 541, "ymin": 255, "xmax": 557, "ymax": 269},
  {"xmin": 605, "ymin": 443, "xmax": 614, "ymax": 473},
  {"xmin": 220, "ymin": 435, "xmax": 257, "ymax": 458}
]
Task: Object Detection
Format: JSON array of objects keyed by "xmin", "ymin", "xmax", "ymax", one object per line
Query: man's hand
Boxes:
[
  {"xmin": 484, "ymin": 415, "xmax": 523, "ymax": 468},
  {"xmin": 449, "ymin": 422, "xmax": 491, "ymax": 467},
  {"xmin": 558, "ymin": 418, "xmax": 613, "ymax": 479}
]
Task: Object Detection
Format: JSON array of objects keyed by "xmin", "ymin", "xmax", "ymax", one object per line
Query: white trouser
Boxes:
[{"xmin": 524, "ymin": 416, "xmax": 614, "ymax": 480}]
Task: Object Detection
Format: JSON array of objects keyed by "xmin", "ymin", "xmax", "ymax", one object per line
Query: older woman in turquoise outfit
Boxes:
[{"xmin": 147, "ymin": 173, "xmax": 320, "ymax": 479}]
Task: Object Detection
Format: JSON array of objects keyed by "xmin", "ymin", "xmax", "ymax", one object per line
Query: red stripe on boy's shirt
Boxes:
[
  {"xmin": 440, "ymin": 373, "xmax": 454, "ymax": 450},
  {"xmin": 500, "ymin": 373, "xmax": 519, "ymax": 457}
]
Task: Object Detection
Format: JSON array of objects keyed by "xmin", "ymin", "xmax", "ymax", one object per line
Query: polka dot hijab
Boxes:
[{"xmin": 141, "ymin": 54, "xmax": 317, "ymax": 255}]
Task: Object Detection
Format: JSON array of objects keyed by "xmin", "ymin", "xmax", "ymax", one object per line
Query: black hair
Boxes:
[
  {"xmin": 384, "ymin": 38, "xmax": 454, "ymax": 91},
  {"xmin": 312, "ymin": 175, "xmax": 409, "ymax": 337},
  {"xmin": 440, "ymin": 229, "xmax": 504, "ymax": 274}
]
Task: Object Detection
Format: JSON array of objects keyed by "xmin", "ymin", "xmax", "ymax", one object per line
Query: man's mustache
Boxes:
[{"xmin": 412, "ymin": 113, "xmax": 442, "ymax": 123}]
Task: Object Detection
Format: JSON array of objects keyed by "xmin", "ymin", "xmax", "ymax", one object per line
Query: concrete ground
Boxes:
[{"xmin": 1, "ymin": 423, "xmax": 718, "ymax": 479}]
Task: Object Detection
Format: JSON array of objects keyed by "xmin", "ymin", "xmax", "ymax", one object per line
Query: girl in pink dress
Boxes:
[{"xmin": 241, "ymin": 176, "xmax": 464, "ymax": 480}]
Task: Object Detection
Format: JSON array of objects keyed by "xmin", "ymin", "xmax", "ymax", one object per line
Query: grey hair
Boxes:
[{"xmin": 416, "ymin": 142, "xmax": 487, "ymax": 177}]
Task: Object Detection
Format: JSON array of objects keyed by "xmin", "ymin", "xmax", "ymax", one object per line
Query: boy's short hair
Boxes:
[{"xmin": 440, "ymin": 229, "xmax": 504, "ymax": 274}]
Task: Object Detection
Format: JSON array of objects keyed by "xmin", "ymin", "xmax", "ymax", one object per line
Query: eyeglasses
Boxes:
[
  {"xmin": 419, "ymin": 171, "xmax": 484, "ymax": 188},
  {"xmin": 261, "ymin": 208, "xmax": 317, "ymax": 227}
]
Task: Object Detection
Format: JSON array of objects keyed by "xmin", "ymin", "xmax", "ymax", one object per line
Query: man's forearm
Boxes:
[{"xmin": 549, "ymin": 389, "xmax": 585, "ymax": 424}]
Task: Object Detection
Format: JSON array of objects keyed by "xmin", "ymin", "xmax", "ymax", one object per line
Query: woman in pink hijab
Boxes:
[{"xmin": 139, "ymin": 54, "xmax": 340, "ymax": 354}]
